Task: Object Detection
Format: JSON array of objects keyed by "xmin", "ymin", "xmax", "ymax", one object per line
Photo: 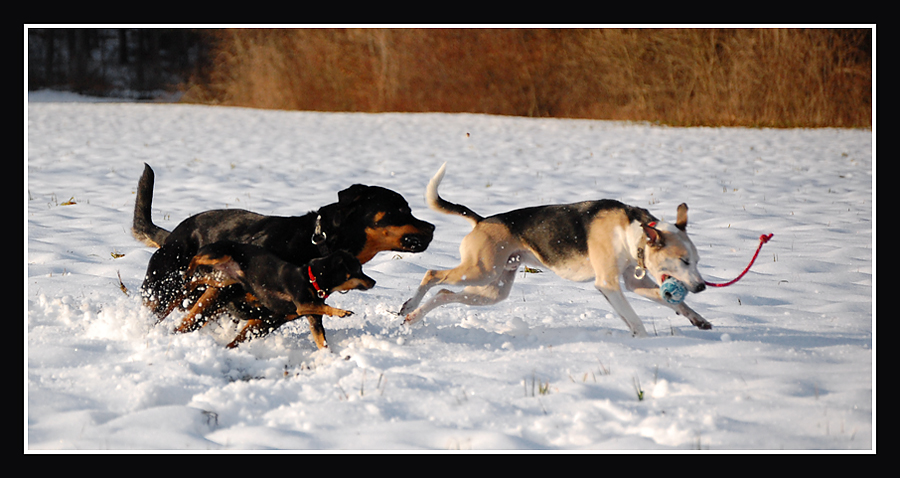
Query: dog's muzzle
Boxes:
[
  {"xmin": 663, "ymin": 274, "xmax": 706, "ymax": 294},
  {"xmin": 402, "ymin": 233, "xmax": 432, "ymax": 252},
  {"xmin": 402, "ymin": 221, "xmax": 435, "ymax": 252}
]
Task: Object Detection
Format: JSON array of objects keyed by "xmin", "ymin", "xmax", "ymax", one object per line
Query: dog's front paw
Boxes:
[
  {"xmin": 398, "ymin": 299, "xmax": 414, "ymax": 316},
  {"xmin": 403, "ymin": 311, "xmax": 422, "ymax": 325},
  {"xmin": 685, "ymin": 312, "xmax": 712, "ymax": 329}
]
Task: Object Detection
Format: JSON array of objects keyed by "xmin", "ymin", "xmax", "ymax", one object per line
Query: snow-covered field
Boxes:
[{"xmin": 26, "ymin": 91, "xmax": 873, "ymax": 451}]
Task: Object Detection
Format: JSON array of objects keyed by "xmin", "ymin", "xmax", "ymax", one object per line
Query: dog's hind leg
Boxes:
[
  {"xmin": 400, "ymin": 264, "xmax": 502, "ymax": 316},
  {"xmin": 405, "ymin": 268, "xmax": 518, "ymax": 324},
  {"xmin": 399, "ymin": 268, "xmax": 448, "ymax": 316},
  {"xmin": 174, "ymin": 285, "xmax": 222, "ymax": 333},
  {"xmin": 401, "ymin": 228, "xmax": 512, "ymax": 316},
  {"xmin": 227, "ymin": 319, "xmax": 266, "ymax": 348},
  {"xmin": 400, "ymin": 257, "xmax": 496, "ymax": 314}
]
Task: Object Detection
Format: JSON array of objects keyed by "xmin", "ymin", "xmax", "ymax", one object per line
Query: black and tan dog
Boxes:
[
  {"xmin": 170, "ymin": 241, "xmax": 375, "ymax": 349},
  {"xmin": 132, "ymin": 163, "xmax": 433, "ymax": 347},
  {"xmin": 400, "ymin": 163, "xmax": 711, "ymax": 336}
]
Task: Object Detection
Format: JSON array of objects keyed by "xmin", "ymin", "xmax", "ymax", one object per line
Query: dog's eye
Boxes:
[
  {"xmin": 680, "ymin": 258, "xmax": 691, "ymax": 266},
  {"xmin": 376, "ymin": 208, "xmax": 409, "ymax": 224}
]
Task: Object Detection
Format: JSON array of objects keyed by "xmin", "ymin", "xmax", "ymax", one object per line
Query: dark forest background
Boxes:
[{"xmin": 27, "ymin": 28, "xmax": 872, "ymax": 128}]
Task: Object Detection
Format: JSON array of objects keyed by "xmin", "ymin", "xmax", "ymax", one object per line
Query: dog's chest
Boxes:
[{"xmin": 544, "ymin": 256, "xmax": 594, "ymax": 282}]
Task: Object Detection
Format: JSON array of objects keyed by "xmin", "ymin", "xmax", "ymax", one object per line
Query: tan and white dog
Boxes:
[{"xmin": 400, "ymin": 163, "xmax": 711, "ymax": 336}]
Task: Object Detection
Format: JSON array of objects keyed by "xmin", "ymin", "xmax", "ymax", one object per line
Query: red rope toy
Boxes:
[{"xmin": 704, "ymin": 233, "xmax": 774, "ymax": 287}]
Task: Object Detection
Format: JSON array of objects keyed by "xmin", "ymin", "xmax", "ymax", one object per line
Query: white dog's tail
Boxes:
[{"xmin": 426, "ymin": 162, "xmax": 484, "ymax": 226}]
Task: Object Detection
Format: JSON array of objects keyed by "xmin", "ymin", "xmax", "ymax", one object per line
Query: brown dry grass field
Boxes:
[{"xmin": 181, "ymin": 28, "xmax": 871, "ymax": 128}]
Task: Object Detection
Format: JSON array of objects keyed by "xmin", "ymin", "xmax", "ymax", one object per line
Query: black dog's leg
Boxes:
[{"xmin": 306, "ymin": 314, "xmax": 329, "ymax": 349}]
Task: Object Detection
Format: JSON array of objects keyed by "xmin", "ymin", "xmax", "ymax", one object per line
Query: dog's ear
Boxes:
[
  {"xmin": 642, "ymin": 223, "xmax": 664, "ymax": 246},
  {"xmin": 307, "ymin": 255, "xmax": 331, "ymax": 275},
  {"xmin": 337, "ymin": 250, "xmax": 362, "ymax": 272},
  {"xmin": 338, "ymin": 184, "xmax": 370, "ymax": 205},
  {"xmin": 316, "ymin": 203, "xmax": 345, "ymax": 230},
  {"xmin": 675, "ymin": 203, "xmax": 688, "ymax": 231}
]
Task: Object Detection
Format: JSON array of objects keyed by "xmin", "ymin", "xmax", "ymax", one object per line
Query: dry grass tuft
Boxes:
[{"xmin": 181, "ymin": 28, "xmax": 871, "ymax": 128}]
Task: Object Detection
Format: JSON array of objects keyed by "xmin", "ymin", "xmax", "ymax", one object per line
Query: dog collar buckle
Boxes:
[
  {"xmin": 312, "ymin": 214, "xmax": 331, "ymax": 256},
  {"xmin": 634, "ymin": 266, "xmax": 646, "ymax": 280},
  {"xmin": 312, "ymin": 215, "xmax": 327, "ymax": 245},
  {"xmin": 308, "ymin": 266, "xmax": 329, "ymax": 299},
  {"xmin": 634, "ymin": 246, "xmax": 647, "ymax": 279}
]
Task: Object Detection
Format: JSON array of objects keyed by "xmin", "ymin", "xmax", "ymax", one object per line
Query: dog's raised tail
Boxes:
[
  {"xmin": 426, "ymin": 162, "xmax": 484, "ymax": 225},
  {"xmin": 132, "ymin": 163, "xmax": 171, "ymax": 248}
]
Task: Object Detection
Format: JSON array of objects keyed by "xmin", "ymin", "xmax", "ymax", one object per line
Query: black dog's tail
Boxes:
[
  {"xmin": 426, "ymin": 162, "xmax": 484, "ymax": 226},
  {"xmin": 132, "ymin": 163, "xmax": 171, "ymax": 248}
]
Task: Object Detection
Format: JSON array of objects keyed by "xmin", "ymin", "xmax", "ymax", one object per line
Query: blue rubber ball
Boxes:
[{"xmin": 660, "ymin": 277, "xmax": 687, "ymax": 304}]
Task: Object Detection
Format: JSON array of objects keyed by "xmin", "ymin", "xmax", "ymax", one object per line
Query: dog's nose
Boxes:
[
  {"xmin": 694, "ymin": 283, "xmax": 706, "ymax": 293},
  {"xmin": 403, "ymin": 233, "xmax": 433, "ymax": 251}
]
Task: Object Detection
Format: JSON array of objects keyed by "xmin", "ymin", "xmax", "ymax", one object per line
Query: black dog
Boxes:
[
  {"xmin": 132, "ymin": 163, "xmax": 433, "ymax": 347},
  {"xmin": 171, "ymin": 241, "xmax": 375, "ymax": 349}
]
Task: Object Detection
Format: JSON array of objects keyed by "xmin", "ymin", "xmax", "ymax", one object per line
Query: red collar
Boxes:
[{"xmin": 308, "ymin": 266, "xmax": 328, "ymax": 299}]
